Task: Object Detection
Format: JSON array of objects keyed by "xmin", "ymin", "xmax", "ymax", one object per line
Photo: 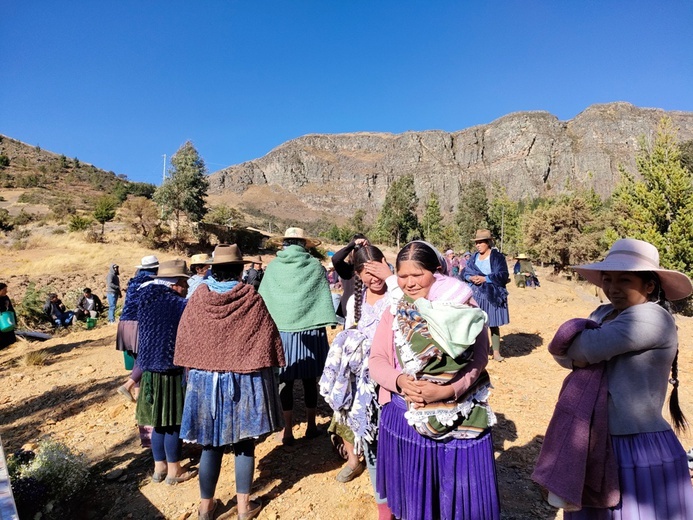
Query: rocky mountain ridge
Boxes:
[{"xmin": 209, "ymin": 102, "xmax": 693, "ymax": 219}]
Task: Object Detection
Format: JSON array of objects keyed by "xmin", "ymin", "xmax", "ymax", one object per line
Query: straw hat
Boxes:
[
  {"xmin": 209, "ymin": 244, "xmax": 252, "ymax": 265},
  {"xmin": 573, "ymin": 238, "xmax": 693, "ymax": 301},
  {"xmin": 155, "ymin": 259, "xmax": 189, "ymax": 279},
  {"xmin": 473, "ymin": 229, "xmax": 493, "ymax": 242},
  {"xmin": 136, "ymin": 255, "xmax": 160, "ymax": 269},
  {"xmin": 516, "ymin": 253, "xmax": 529, "ymax": 260},
  {"xmin": 268, "ymin": 227, "xmax": 321, "ymax": 248},
  {"xmin": 190, "ymin": 253, "xmax": 212, "ymax": 266}
]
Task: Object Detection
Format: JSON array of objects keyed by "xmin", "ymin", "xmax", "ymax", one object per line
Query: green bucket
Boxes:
[
  {"xmin": 86, "ymin": 317, "xmax": 97, "ymax": 330},
  {"xmin": 123, "ymin": 351, "xmax": 135, "ymax": 370}
]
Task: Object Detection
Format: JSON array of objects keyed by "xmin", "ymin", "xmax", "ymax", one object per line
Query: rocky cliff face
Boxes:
[{"xmin": 209, "ymin": 102, "xmax": 693, "ymax": 218}]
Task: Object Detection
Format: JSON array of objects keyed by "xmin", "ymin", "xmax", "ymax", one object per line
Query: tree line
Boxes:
[{"xmin": 324, "ymin": 117, "xmax": 693, "ymax": 280}]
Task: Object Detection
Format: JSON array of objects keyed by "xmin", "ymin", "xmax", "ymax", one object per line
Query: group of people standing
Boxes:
[{"xmin": 107, "ymin": 225, "xmax": 693, "ymax": 520}]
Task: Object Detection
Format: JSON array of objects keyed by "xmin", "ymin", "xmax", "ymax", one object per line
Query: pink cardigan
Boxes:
[{"xmin": 369, "ymin": 305, "xmax": 490, "ymax": 405}]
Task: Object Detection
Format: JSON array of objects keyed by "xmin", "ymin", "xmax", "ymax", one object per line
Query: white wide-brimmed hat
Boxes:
[
  {"xmin": 136, "ymin": 255, "xmax": 160, "ymax": 269},
  {"xmin": 267, "ymin": 227, "xmax": 321, "ymax": 248},
  {"xmin": 190, "ymin": 253, "xmax": 213, "ymax": 267},
  {"xmin": 573, "ymin": 238, "xmax": 693, "ymax": 301}
]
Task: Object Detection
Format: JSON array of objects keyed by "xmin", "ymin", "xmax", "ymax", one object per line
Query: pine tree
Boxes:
[
  {"xmin": 374, "ymin": 175, "xmax": 419, "ymax": 248},
  {"xmin": 421, "ymin": 193, "xmax": 444, "ymax": 248},
  {"xmin": 455, "ymin": 180, "xmax": 489, "ymax": 251},
  {"xmin": 610, "ymin": 117, "xmax": 693, "ymax": 277},
  {"xmin": 93, "ymin": 196, "xmax": 118, "ymax": 237},
  {"xmin": 154, "ymin": 141, "xmax": 209, "ymax": 246}
]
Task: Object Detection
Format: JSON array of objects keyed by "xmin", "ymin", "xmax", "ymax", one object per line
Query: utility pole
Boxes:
[
  {"xmin": 162, "ymin": 154, "xmax": 167, "ymax": 183},
  {"xmin": 500, "ymin": 206, "xmax": 505, "ymax": 253}
]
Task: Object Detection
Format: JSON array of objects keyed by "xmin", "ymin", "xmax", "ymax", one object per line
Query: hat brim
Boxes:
[
  {"xmin": 267, "ymin": 236, "xmax": 321, "ymax": 248},
  {"xmin": 573, "ymin": 261, "xmax": 693, "ymax": 301},
  {"xmin": 154, "ymin": 273, "xmax": 190, "ymax": 279},
  {"xmin": 136, "ymin": 263, "xmax": 160, "ymax": 269},
  {"xmin": 209, "ymin": 257, "xmax": 253, "ymax": 265}
]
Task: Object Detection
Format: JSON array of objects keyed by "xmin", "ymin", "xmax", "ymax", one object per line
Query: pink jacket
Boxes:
[{"xmin": 369, "ymin": 301, "xmax": 489, "ymax": 405}]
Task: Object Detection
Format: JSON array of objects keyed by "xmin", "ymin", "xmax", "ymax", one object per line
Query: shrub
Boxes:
[
  {"xmin": 12, "ymin": 209, "xmax": 37, "ymax": 226},
  {"xmin": 19, "ymin": 439, "xmax": 89, "ymax": 500},
  {"xmin": 22, "ymin": 349, "xmax": 51, "ymax": 366},
  {"xmin": 0, "ymin": 208, "xmax": 12, "ymax": 230},
  {"xmin": 15, "ymin": 282, "xmax": 52, "ymax": 329},
  {"xmin": 0, "ymin": 154, "xmax": 9, "ymax": 168},
  {"xmin": 68, "ymin": 214, "xmax": 93, "ymax": 232},
  {"xmin": 51, "ymin": 227, "xmax": 66, "ymax": 235}
]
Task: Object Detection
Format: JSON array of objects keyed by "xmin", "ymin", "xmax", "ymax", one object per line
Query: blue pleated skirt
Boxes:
[
  {"xmin": 279, "ymin": 327, "xmax": 329, "ymax": 381},
  {"xmin": 180, "ymin": 368, "xmax": 284, "ymax": 447},
  {"xmin": 565, "ymin": 430, "xmax": 693, "ymax": 520},
  {"xmin": 476, "ymin": 295, "xmax": 509, "ymax": 328},
  {"xmin": 376, "ymin": 394, "xmax": 500, "ymax": 520}
]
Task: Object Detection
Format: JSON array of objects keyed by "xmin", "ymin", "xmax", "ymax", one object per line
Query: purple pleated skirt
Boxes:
[
  {"xmin": 376, "ymin": 394, "xmax": 500, "ymax": 520},
  {"xmin": 565, "ymin": 430, "xmax": 693, "ymax": 520}
]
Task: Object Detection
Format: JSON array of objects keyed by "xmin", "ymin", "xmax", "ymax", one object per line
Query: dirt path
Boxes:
[{"xmin": 1, "ymin": 268, "xmax": 692, "ymax": 520}]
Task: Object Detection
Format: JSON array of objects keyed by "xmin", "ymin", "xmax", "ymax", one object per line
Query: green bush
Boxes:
[
  {"xmin": 68, "ymin": 215, "xmax": 93, "ymax": 232},
  {"xmin": 15, "ymin": 282, "xmax": 52, "ymax": 329},
  {"xmin": 12, "ymin": 209, "xmax": 36, "ymax": 226}
]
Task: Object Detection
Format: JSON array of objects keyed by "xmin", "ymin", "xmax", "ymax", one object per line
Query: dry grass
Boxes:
[
  {"xmin": 21, "ymin": 349, "xmax": 51, "ymax": 366},
  {"xmin": 0, "ymin": 231, "xmax": 180, "ymax": 279}
]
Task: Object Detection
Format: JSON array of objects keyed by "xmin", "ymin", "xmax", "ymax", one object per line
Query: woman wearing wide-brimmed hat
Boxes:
[
  {"xmin": 187, "ymin": 253, "xmax": 212, "ymax": 299},
  {"xmin": 260, "ymin": 227, "xmax": 337, "ymax": 445},
  {"xmin": 175, "ymin": 244, "xmax": 284, "ymax": 520},
  {"xmin": 513, "ymin": 253, "xmax": 539, "ymax": 288},
  {"xmin": 533, "ymin": 238, "xmax": 693, "ymax": 517},
  {"xmin": 134, "ymin": 259, "xmax": 197, "ymax": 486},
  {"xmin": 461, "ymin": 229, "xmax": 510, "ymax": 361}
]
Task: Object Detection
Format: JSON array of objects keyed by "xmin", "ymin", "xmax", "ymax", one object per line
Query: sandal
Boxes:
[
  {"xmin": 239, "ymin": 499, "xmax": 262, "ymax": 520},
  {"xmin": 165, "ymin": 469, "xmax": 198, "ymax": 485},
  {"xmin": 330, "ymin": 433, "xmax": 349, "ymax": 461},
  {"xmin": 336, "ymin": 461, "xmax": 365, "ymax": 483},
  {"xmin": 198, "ymin": 499, "xmax": 217, "ymax": 520},
  {"xmin": 151, "ymin": 470, "xmax": 167, "ymax": 483},
  {"xmin": 117, "ymin": 385, "xmax": 135, "ymax": 403}
]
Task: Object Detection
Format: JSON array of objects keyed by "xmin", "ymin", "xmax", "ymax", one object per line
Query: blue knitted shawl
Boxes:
[
  {"xmin": 136, "ymin": 284, "xmax": 187, "ymax": 372},
  {"xmin": 120, "ymin": 271, "xmax": 155, "ymax": 321}
]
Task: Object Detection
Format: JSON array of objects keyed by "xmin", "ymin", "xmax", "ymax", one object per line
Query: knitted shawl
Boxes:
[
  {"xmin": 120, "ymin": 271, "xmax": 155, "ymax": 321},
  {"xmin": 135, "ymin": 284, "xmax": 187, "ymax": 372},
  {"xmin": 258, "ymin": 245, "xmax": 337, "ymax": 332},
  {"xmin": 174, "ymin": 283, "xmax": 285, "ymax": 373}
]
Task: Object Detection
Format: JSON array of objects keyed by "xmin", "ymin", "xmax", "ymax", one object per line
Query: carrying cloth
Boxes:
[
  {"xmin": 532, "ymin": 318, "xmax": 620, "ymax": 510},
  {"xmin": 259, "ymin": 244, "xmax": 337, "ymax": 332},
  {"xmin": 394, "ymin": 296, "xmax": 494, "ymax": 439}
]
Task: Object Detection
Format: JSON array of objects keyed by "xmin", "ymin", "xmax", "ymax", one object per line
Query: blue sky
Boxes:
[{"xmin": 2, "ymin": 1, "xmax": 692, "ymax": 185}]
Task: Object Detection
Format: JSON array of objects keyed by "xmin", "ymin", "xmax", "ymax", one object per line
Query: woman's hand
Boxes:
[
  {"xmin": 469, "ymin": 275, "xmax": 486, "ymax": 285},
  {"xmin": 397, "ymin": 374, "xmax": 424, "ymax": 403},
  {"xmin": 364, "ymin": 258, "xmax": 392, "ymax": 281},
  {"xmin": 409, "ymin": 380, "xmax": 455, "ymax": 407}
]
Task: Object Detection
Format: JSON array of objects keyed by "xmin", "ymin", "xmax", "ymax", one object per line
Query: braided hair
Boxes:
[
  {"xmin": 351, "ymin": 245, "xmax": 386, "ymax": 325},
  {"xmin": 636, "ymin": 271, "xmax": 687, "ymax": 432}
]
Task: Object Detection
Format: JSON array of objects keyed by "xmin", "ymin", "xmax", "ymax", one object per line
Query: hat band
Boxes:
[{"xmin": 605, "ymin": 249, "xmax": 660, "ymax": 269}]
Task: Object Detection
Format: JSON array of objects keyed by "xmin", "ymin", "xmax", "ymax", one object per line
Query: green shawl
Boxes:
[{"xmin": 259, "ymin": 245, "xmax": 337, "ymax": 332}]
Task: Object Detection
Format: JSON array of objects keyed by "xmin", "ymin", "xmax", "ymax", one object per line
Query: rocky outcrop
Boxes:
[{"xmin": 209, "ymin": 102, "xmax": 693, "ymax": 217}]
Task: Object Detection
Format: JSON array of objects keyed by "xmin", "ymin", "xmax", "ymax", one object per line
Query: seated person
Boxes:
[
  {"xmin": 74, "ymin": 288, "xmax": 104, "ymax": 320},
  {"xmin": 43, "ymin": 293, "xmax": 74, "ymax": 327}
]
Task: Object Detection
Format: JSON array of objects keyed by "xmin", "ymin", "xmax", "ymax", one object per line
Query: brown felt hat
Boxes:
[
  {"xmin": 210, "ymin": 244, "xmax": 253, "ymax": 265},
  {"xmin": 155, "ymin": 259, "xmax": 190, "ymax": 279},
  {"xmin": 473, "ymin": 229, "xmax": 493, "ymax": 242}
]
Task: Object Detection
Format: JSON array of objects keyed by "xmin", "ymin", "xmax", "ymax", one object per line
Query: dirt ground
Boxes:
[{"xmin": 1, "ymin": 264, "xmax": 693, "ymax": 520}]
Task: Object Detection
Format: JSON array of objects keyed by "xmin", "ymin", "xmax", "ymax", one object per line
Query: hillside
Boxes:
[
  {"xmin": 0, "ymin": 135, "xmax": 153, "ymax": 219},
  {"xmin": 208, "ymin": 102, "xmax": 693, "ymax": 222}
]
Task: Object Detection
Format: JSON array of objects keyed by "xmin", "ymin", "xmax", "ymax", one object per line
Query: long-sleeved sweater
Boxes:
[{"xmin": 553, "ymin": 302, "xmax": 678, "ymax": 435}]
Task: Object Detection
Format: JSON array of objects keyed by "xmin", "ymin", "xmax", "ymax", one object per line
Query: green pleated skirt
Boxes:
[{"xmin": 135, "ymin": 370, "xmax": 186, "ymax": 428}]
